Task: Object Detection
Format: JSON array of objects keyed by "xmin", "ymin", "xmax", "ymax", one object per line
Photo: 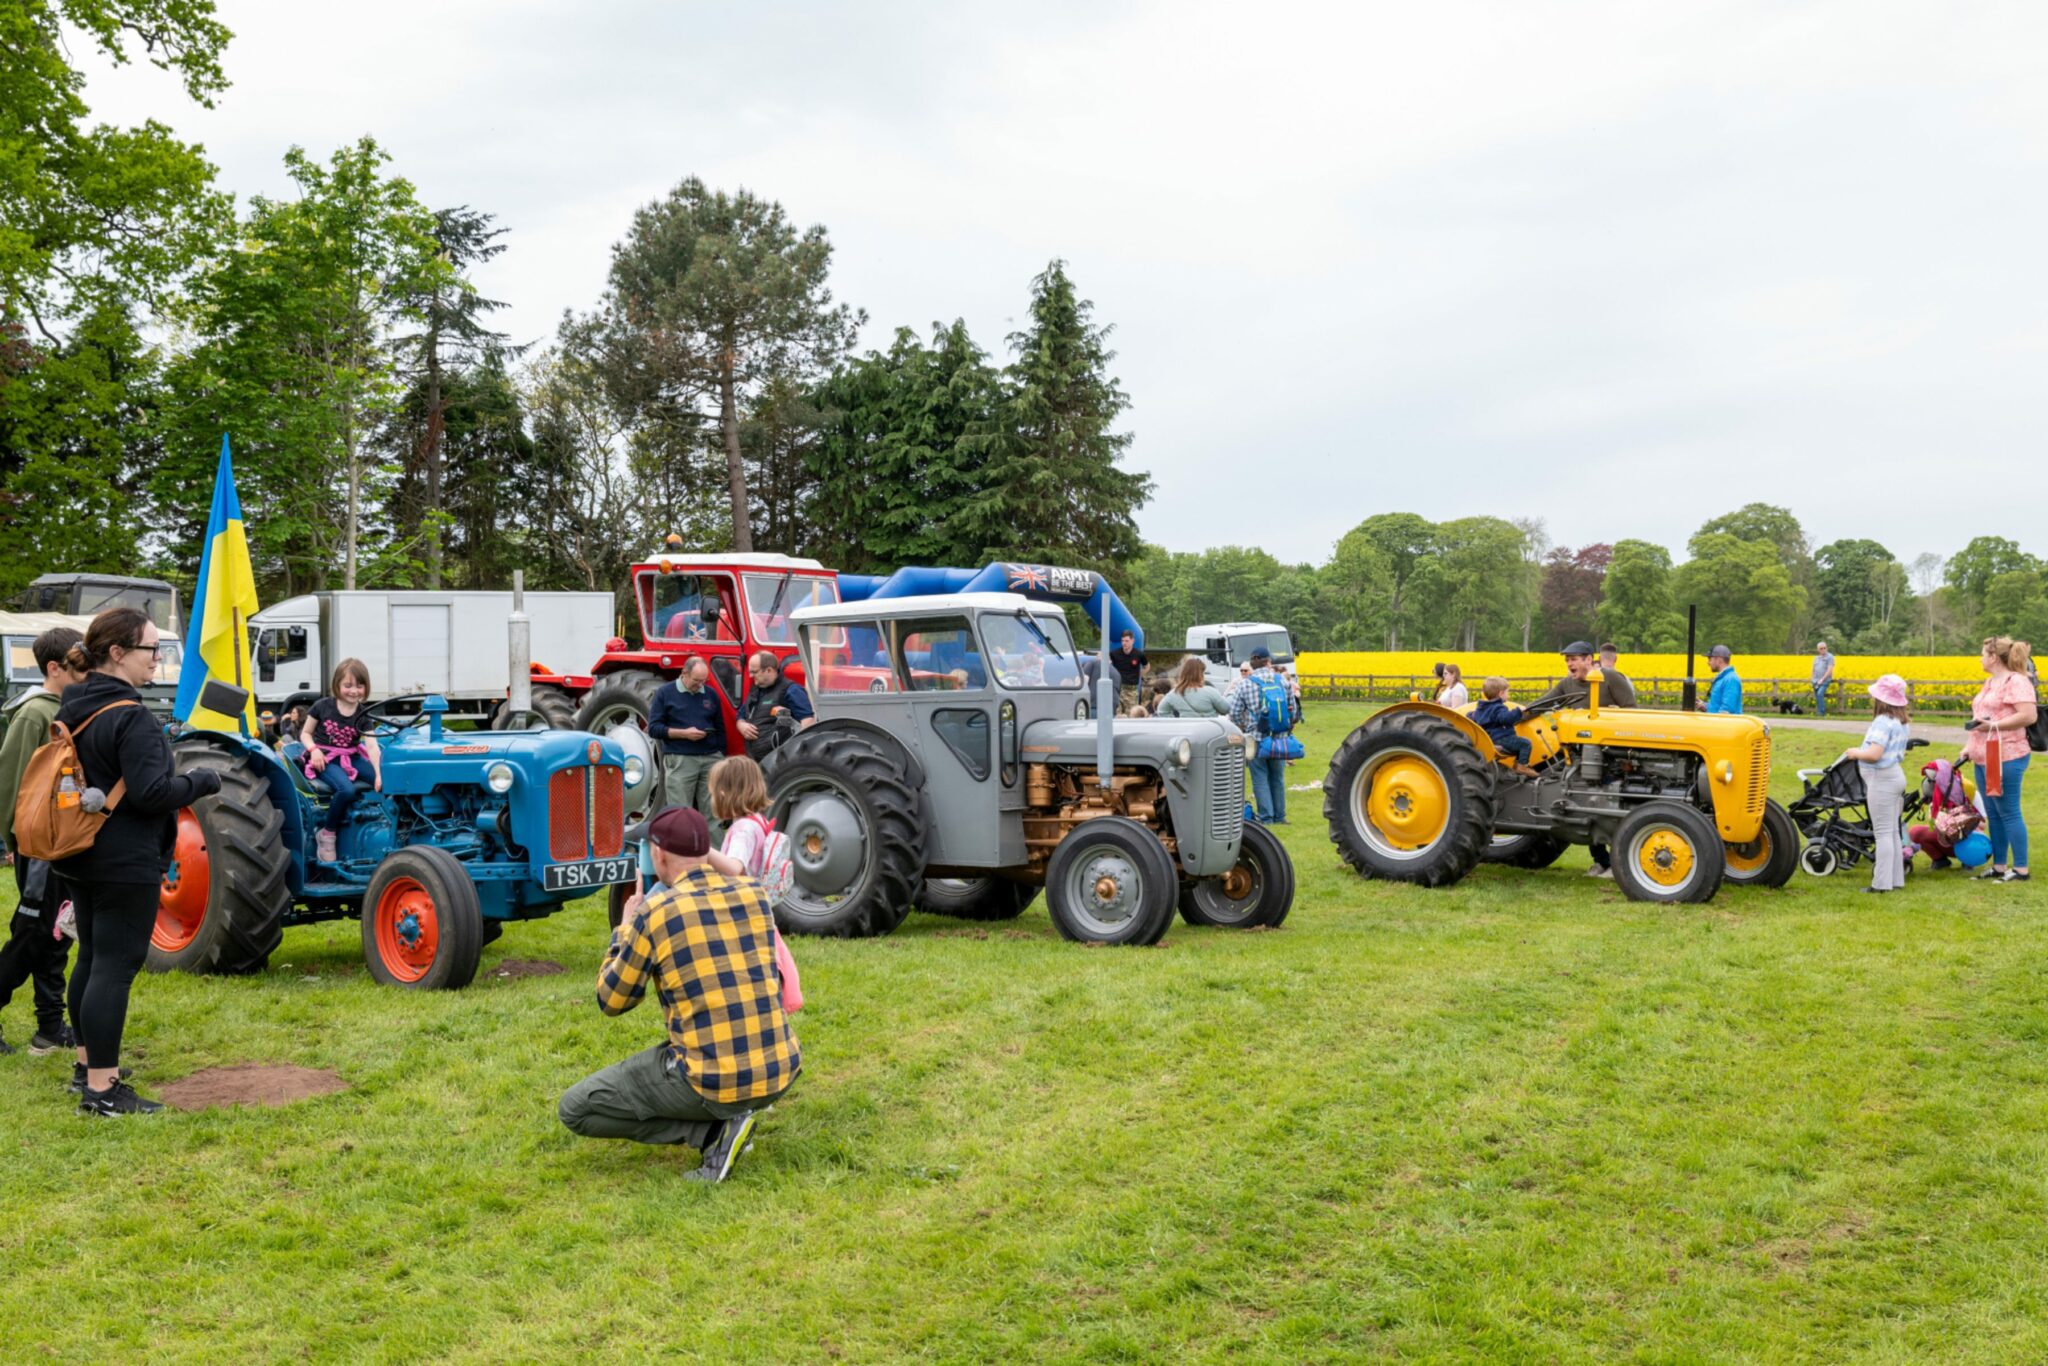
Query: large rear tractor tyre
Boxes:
[
  {"xmin": 1480, "ymin": 831, "xmax": 1571, "ymax": 869},
  {"xmin": 1179, "ymin": 821, "xmax": 1295, "ymax": 928},
  {"xmin": 362, "ymin": 846, "xmax": 485, "ymax": 990},
  {"xmin": 149, "ymin": 739, "xmax": 290, "ymax": 977},
  {"xmin": 1044, "ymin": 816, "xmax": 1179, "ymax": 945},
  {"xmin": 573, "ymin": 672, "xmax": 664, "ymax": 735},
  {"xmin": 1722, "ymin": 798, "xmax": 1800, "ymax": 889},
  {"xmin": 916, "ymin": 877, "xmax": 1037, "ymax": 922},
  {"xmin": 1612, "ymin": 802, "xmax": 1726, "ymax": 904},
  {"xmin": 765, "ymin": 726, "xmax": 925, "ymax": 938},
  {"xmin": 1323, "ymin": 712, "xmax": 1498, "ymax": 887},
  {"xmin": 492, "ymin": 684, "xmax": 579, "ymax": 731}
]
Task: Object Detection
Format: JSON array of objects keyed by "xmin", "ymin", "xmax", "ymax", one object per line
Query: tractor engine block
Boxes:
[
  {"xmin": 1020, "ymin": 764, "xmax": 1175, "ymax": 872},
  {"xmin": 1570, "ymin": 745, "xmax": 1703, "ymax": 804}
]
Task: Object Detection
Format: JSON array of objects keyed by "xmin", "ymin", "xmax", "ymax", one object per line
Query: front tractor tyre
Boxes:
[
  {"xmin": 916, "ymin": 877, "xmax": 1038, "ymax": 922},
  {"xmin": 1044, "ymin": 817, "xmax": 1179, "ymax": 946},
  {"xmin": 765, "ymin": 727, "xmax": 926, "ymax": 938},
  {"xmin": 493, "ymin": 684, "xmax": 579, "ymax": 731},
  {"xmin": 1611, "ymin": 802, "xmax": 1726, "ymax": 904},
  {"xmin": 1179, "ymin": 821, "xmax": 1296, "ymax": 929},
  {"xmin": 363, "ymin": 846, "xmax": 485, "ymax": 990},
  {"xmin": 573, "ymin": 672, "xmax": 664, "ymax": 735},
  {"xmin": 1721, "ymin": 798, "xmax": 1800, "ymax": 889},
  {"xmin": 149, "ymin": 738, "xmax": 291, "ymax": 977},
  {"xmin": 1323, "ymin": 713, "xmax": 1498, "ymax": 887}
]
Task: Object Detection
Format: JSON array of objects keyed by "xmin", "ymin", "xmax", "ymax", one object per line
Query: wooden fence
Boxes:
[{"xmin": 1299, "ymin": 674, "xmax": 1977, "ymax": 715}]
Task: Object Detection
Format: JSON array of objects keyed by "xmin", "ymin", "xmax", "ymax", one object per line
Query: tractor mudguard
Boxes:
[{"xmin": 170, "ymin": 729, "xmax": 313, "ymax": 891}]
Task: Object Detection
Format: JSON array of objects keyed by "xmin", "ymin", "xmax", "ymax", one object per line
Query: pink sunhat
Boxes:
[{"xmin": 1867, "ymin": 674, "xmax": 1909, "ymax": 708}]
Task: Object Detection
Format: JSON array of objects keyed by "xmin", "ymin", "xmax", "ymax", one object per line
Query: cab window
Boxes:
[
  {"xmin": 897, "ymin": 616, "xmax": 985, "ymax": 692},
  {"xmin": 802, "ymin": 621, "xmax": 897, "ymax": 694},
  {"xmin": 979, "ymin": 613, "xmax": 1083, "ymax": 690},
  {"xmin": 257, "ymin": 626, "xmax": 308, "ymax": 683},
  {"xmin": 744, "ymin": 574, "xmax": 840, "ymax": 646},
  {"xmin": 644, "ymin": 572, "xmax": 740, "ymax": 644}
]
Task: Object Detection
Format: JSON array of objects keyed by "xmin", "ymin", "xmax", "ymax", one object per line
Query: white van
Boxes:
[{"xmin": 1184, "ymin": 622, "xmax": 1299, "ymax": 693}]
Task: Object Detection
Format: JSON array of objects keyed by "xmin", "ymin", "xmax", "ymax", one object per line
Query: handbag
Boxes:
[{"xmin": 1257, "ymin": 733, "xmax": 1306, "ymax": 762}]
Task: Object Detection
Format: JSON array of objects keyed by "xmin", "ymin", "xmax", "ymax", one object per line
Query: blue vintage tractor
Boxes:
[{"xmin": 149, "ymin": 696, "xmax": 660, "ymax": 989}]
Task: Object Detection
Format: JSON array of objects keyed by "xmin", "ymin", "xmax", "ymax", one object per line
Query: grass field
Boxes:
[{"xmin": 2, "ymin": 708, "xmax": 2043, "ymax": 1363}]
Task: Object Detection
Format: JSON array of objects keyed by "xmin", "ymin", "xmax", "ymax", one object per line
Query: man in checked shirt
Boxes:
[{"xmin": 558, "ymin": 806, "xmax": 800, "ymax": 1182}]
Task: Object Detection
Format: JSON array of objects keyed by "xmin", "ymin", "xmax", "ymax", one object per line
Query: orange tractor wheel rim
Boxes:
[
  {"xmin": 374, "ymin": 876, "xmax": 441, "ymax": 982},
  {"xmin": 1724, "ymin": 827, "xmax": 1773, "ymax": 874},
  {"xmin": 155, "ymin": 807, "xmax": 212, "ymax": 953}
]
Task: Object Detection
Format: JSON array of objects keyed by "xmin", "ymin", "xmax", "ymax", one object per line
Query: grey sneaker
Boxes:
[
  {"xmin": 29, "ymin": 1026, "xmax": 75, "ymax": 1056},
  {"xmin": 1586, "ymin": 864, "xmax": 1614, "ymax": 879},
  {"xmin": 686, "ymin": 1110, "xmax": 758, "ymax": 1183}
]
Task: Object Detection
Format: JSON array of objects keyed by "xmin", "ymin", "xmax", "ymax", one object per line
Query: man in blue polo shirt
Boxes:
[
  {"xmin": 647, "ymin": 658, "xmax": 726, "ymax": 840},
  {"xmin": 1701, "ymin": 644, "xmax": 1743, "ymax": 714}
]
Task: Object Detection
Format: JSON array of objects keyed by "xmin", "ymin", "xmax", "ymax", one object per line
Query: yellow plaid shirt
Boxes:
[{"xmin": 597, "ymin": 866, "xmax": 800, "ymax": 1106}]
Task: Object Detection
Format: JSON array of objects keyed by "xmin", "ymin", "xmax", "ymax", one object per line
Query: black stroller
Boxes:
[{"xmin": 1788, "ymin": 738, "xmax": 1930, "ymax": 876}]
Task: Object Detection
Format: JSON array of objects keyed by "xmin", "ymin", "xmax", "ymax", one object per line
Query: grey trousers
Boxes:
[
  {"xmin": 1863, "ymin": 762, "xmax": 1907, "ymax": 891},
  {"xmin": 663, "ymin": 753, "xmax": 723, "ymax": 843},
  {"xmin": 558, "ymin": 1044, "xmax": 744, "ymax": 1149}
]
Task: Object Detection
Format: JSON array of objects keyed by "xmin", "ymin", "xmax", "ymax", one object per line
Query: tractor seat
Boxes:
[{"xmin": 279, "ymin": 742, "xmax": 323, "ymax": 800}]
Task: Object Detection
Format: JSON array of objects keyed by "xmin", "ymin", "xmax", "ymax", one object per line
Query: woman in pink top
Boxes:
[{"xmin": 1963, "ymin": 636, "xmax": 2037, "ymax": 882}]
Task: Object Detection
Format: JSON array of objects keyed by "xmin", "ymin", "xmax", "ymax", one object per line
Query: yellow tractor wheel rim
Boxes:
[
  {"xmin": 1635, "ymin": 827, "xmax": 1697, "ymax": 887},
  {"xmin": 1364, "ymin": 756, "xmax": 1451, "ymax": 852},
  {"xmin": 1724, "ymin": 828, "xmax": 1772, "ymax": 874}
]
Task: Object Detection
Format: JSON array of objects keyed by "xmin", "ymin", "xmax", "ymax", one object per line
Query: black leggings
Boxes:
[{"xmin": 67, "ymin": 881, "xmax": 158, "ymax": 1070}]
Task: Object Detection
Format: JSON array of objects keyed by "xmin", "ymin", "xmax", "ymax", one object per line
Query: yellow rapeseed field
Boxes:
[{"xmin": 1298, "ymin": 652, "xmax": 1988, "ymax": 706}]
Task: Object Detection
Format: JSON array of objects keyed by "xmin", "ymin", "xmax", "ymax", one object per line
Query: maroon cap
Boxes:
[{"xmin": 634, "ymin": 805, "xmax": 709, "ymax": 857}]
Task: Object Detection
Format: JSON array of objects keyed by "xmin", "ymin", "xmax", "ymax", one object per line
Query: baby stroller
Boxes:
[{"xmin": 1788, "ymin": 738, "xmax": 1930, "ymax": 876}]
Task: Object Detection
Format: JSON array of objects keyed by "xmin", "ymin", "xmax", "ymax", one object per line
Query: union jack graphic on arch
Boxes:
[{"xmin": 1004, "ymin": 563, "xmax": 1051, "ymax": 592}]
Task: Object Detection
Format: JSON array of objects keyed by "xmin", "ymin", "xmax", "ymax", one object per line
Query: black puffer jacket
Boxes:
[{"xmin": 53, "ymin": 673, "xmax": 221, "ymax": 886}]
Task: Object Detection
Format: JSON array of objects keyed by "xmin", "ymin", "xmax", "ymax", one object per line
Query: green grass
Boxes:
[{"xmin": 2, "ymin": 708, "xmax": 2043, "ymax": 1363}]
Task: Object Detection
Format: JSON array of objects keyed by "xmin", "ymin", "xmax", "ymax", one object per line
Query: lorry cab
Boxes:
[{"xmin": 1186, "ymin": 622, "xmax": 1298, "ymax": 692}]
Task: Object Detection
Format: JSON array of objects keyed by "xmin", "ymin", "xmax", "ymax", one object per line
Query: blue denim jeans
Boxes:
[
  {"xmin": 1812, "ymin": 682, "xmax": 1830, "ymax": 717},
  {"xmin": 1247, "ymin": 756, "xmax": 1287, "ymax": 823},
  {"xmin": 317, "ymin": 759, "xmax": 378, "ymax": 832},
  {"xmin": 1975, "ymin": 754, "xmax": 2030, "ymax": 868}
]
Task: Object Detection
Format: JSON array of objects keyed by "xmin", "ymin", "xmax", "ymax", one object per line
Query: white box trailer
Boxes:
[{"xmin": 250, "ymin": 591, "xmax": 615, "ymax": 720}]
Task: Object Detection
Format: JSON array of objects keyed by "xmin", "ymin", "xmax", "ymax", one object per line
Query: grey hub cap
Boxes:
[
  {"xmin": 784, "ymin": 791, "xmax": 868, "ymax": 898},
  {"xmin": 1059, "ymin": 845, "xmax": 1145, "ymax": 937},
  {"xmin": 1191, "ymin": 855, "xmax": 1264, "ymax": 925}
]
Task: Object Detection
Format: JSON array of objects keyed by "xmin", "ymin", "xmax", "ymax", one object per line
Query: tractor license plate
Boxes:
[{"xmin": 543, "ymin": 857, "xmax": 637, "ymax": 892}]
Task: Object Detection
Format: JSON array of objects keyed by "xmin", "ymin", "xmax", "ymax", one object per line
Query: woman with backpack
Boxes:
[
  {"xmin": 54, "ymin": 608, "xmax": 222, "ymax": 1116},
  {"xmin": 1156, "ymin": 657, "xmax": 1229, "ymax": 719}
]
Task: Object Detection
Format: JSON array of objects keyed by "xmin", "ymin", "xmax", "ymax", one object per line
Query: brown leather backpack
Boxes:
[{"xmin": 12, "ymin": 700, "xmax": 135, "ymax": 861}]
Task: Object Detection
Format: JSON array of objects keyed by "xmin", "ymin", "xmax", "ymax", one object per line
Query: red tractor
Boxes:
[{"xmin": 502, "ymin": 551, "xmax": 841, "ymax": 751}]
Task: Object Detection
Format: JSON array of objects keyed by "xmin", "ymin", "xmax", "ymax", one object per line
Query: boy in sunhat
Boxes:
[{"xmin": 559, "ymin": 805, "xmax": 799, "ymax": 1183}]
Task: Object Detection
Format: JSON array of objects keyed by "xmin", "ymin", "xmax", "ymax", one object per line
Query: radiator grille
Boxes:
[
  {"xmin": 550, "ymin": 768, "xmax": 587, "ymax": 862},
  {"xmin": 1211, "ymin": 747, "xmax": 1245, "ymax": 843},
  {"xmin": 592, "ymin": 766, "xmax": 624, "ymax": 857},
  {"xmin": 1747, "ymin": 733, "xmax": 1770, "ymax": 821}
]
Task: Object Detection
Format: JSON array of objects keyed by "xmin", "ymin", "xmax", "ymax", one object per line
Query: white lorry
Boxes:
[
  {"xmin": 250, "ymin": 591, "xmax": 615, "ymax": 723},
  {"xmin": 1184, "ymin": 621, "xmax": 1300, "ymax": 693}
]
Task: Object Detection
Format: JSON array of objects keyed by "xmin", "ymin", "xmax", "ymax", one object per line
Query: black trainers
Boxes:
[
  {"xmin": 69, "ymin": 1062, "xmax": 134, "ymax": 1095},
  {"xmin": 78, "ymin": 1080, "xmax": 163, "ymax": 1117},
  {"xmin": 29, "ymin": 1026, "xmax": 75, "ymax": 1056},
  {"xmin": 0, "ymin": 1033, "xmax": 13, "ymax": 1057},
  {"xmin": 686, "ymin": 1110, "xmax": 758, "ymax": 1183}
]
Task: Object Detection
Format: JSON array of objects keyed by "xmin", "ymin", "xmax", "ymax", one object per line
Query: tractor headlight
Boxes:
[
  {"xmin": 623, "ymin": 754, "xmax": 646, "ymax": 786},
  {"xmin": 485, "ymin": 761, "xmax": 516, "ymax": 794},
  {"xmin": 1172, "ymin": 738, "xmax": 1192, "ymax": 768},
  {"xmin": 1075, "ymin": 697, "xmax": 1090, "ymax": 720}
]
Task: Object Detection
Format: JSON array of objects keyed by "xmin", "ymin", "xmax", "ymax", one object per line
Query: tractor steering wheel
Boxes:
[{"xmin": 360, "ymin": 694, "xmax": 438, "ymax": 738}]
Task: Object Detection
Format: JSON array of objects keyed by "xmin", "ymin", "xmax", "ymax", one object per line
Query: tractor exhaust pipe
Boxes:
[
  {"xmin": 509, "ymin": 569, "xmax": 533, "ymax": 725},
  {"xmin": 1096, "ymin": 595, "xmax": 1116, "ymax": 789},
  {"xmin": 1681, "ymin": 604, "xmax": 1698, "ymax": 712}
]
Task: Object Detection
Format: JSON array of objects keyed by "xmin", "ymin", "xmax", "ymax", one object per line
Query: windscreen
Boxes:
[
  {"xmin": 1229, "ymin": 631, "xmax": 1295, "ymax": 665},
  {"xmin": 980, "ymin": 613, "xmax": 1084, "ymax": 690},
  {"xmin": 745, "ymin": 574, "xmax": 839, "ymax": 646}
]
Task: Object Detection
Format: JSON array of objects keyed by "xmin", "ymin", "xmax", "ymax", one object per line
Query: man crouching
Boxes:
[{"xmin": 559, "ymin": 806, "xmax": 798, "ymax": 1182}]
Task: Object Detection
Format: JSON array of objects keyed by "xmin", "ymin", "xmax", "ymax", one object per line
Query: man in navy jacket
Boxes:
[{"xmin": 647, "ymin": 658, "xmax": 727, "ymax": 840}]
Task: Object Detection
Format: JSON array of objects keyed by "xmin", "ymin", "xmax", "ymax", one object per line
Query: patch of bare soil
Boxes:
[
  {"xmin": 158, "ymin": 1065, "xmax": 349, "ymax": 1112},
  {"xmin": 491, "ymin": 958, "xmax": 566, "ymax": 979}
]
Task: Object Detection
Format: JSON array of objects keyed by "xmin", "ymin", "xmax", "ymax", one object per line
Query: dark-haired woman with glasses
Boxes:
[{"xmin": 54, "ymin": 607, "xmax": 221, "ymax": 1116}]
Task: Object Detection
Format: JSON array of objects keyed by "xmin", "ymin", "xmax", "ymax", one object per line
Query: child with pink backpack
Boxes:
[{"xmin": 707, "ymin": 756, "xmax": 802, "ymax": 1013}]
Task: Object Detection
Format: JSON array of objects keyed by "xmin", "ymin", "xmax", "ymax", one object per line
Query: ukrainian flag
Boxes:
[{"xmin": 174, "ymin": 435, "xmax": 261, "ymax": 735}]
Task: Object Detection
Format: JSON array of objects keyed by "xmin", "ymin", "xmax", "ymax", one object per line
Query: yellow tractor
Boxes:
[{"xmin": 1321, "ymin": 675, "xmax": 1798, "ymax": 903}]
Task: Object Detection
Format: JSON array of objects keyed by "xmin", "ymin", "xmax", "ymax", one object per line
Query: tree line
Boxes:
[{"xmin": 1126, "ymin": 507, "xmax": 2039, "ymax": 657}]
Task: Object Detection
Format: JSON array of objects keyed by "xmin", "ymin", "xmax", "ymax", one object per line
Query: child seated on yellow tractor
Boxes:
[{"xmin": 1472, "ymin": 677, "xmax": 1538, "ymax": 775}]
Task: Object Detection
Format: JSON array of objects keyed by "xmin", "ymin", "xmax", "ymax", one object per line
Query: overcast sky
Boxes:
[{"xmin": 81, "ymin": 1, "xmax": 2045, "ymax": 570}]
